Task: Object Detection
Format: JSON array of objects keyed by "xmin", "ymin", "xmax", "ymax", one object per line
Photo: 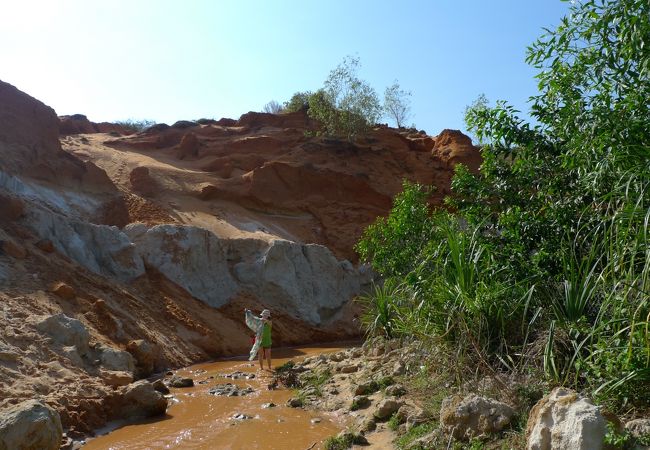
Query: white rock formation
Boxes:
[
  {"xmin": 526, "ymin": 387, "xmax": 608, "ymax": 450},
  {"xmin": 233, "ymin": 239, "xmax": 361, "ymax": 324},
  {"xmin": 126, "ymin": 224, "xmax": 365, "ymax": 325},
  {"xmin": 26, "ymin": 206, "xmax": 144, "ymax": 282},
  {"xmin": 125, "ymin": 224, "xmax": 238, "ymax": 307}
]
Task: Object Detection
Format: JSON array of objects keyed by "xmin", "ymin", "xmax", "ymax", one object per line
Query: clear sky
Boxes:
[{"xmin": 2, "ymin": 0, "xmax": 569, "ymax": 136}]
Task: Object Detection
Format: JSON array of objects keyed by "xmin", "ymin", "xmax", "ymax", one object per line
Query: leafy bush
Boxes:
[
  {"xmin": 357, "ymin": 0, "xmax": 650, "ymax": 410},
  {"xmin": 283, "ymin": 91, "xmax": 312, "ymax": 113},
  {"xmin": 308, "ymin": 56, "xmax": 382, "ymax": 139}
]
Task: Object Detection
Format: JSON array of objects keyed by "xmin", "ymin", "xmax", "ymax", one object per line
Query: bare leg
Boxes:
[
  {"xmin": 258, "ymin": 348, "xmax": 264, "ymax": 370},
  {"xmin": 266, "ymin": 348, "xmax": 272, "ymax": 370}
]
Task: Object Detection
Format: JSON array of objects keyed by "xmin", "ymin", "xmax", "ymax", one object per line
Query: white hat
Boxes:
[{"xmin": 261, "ymin": 309, "xmax": 271, "ymax": 319}]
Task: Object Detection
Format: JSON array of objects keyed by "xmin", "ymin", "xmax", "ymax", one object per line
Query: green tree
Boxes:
[
  {"xmin": 283, "ymin": 91, "xmax": 312, "ymax": 112},
  {"xmin": 308, "ymin": 56, "xmax": 382, "ymax": 139},
  {"xmin": 383, "ymin": 80, "xmax": 412, "ymax": 128}
]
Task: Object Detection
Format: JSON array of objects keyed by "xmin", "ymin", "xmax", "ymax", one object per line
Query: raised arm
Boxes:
[{"xmin": 245, "ymin": 309, "xmax": 263, "ymax": 332}]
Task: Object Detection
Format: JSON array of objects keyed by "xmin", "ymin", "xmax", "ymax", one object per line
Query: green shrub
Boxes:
[
  {"xmin": 283, "ymin": 91, "xmax": 312, "ymax": 113},
  {"xmin": 308, "ymin": 56, "xmax": 381, "ymax": 140}
]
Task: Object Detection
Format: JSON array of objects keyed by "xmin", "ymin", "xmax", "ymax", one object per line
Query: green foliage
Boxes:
[
  {"xmin": 377, "ymin": 375, "xmax": 395, "ymax": 390},
  {"xmin": 357, "ymin": 282, "xmax": 402, "ymax": 339},
  {"xmin": 323, "ymin": 434, "xmax": 353, "ymax": 450},
  {"xmin": 274, "ymin": 360, "xmax": 295, "ymax": 373},
  {"xmin": 299, "ymin": 369, "xmax": 331, "ymax": 397},
  {"xmin": 394, "ymin": 422, "xmax": 435, "ymax": 450},
  {"xmin": 387, "ymin": 413, "xmax": 401, "ymax": 431},
  {"xmin": 283, "ymin": 91, "xmax": 312, "ymax": 113},
  {"xmin": 384, "ymin": 80, "xmax": 412, "ymax": 128},
  {"xmin": 308, "ymin": 56, "xmax": 382, "ymax": 139},
  {"xmin": 357, "ymin": 0, "xmax": 650, "ymax": 410},
  {"xmin": 114, "ymin": 119, "xmax": 156, "ymax": 133},
  {"xmin": 324, "ymin": 431, "xmax": 366, "ymax": 450},
  {"xmin": 356, "ymin": 181, "xmax": 434, "ymax": 278}
]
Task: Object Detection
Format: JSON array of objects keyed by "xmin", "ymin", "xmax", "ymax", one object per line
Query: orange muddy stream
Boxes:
[{"xmin": 84, "ymin": 344, "xmax": 351, "ymax": 450}]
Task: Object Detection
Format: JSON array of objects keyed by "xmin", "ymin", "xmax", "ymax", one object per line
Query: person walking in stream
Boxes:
[{"xmin": 244, "ymin": 308, "xmax": 273, "ymax": 370}]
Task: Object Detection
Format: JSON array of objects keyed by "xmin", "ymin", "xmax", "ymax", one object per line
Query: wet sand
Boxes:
[{"xmin": 84, "ymin": 344, "xmax": 352, "ymax": 449}]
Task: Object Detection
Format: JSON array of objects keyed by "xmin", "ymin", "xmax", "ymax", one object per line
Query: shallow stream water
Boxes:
[{"xmin": 84, "ymin": 344, "xmax": 350, "ymax": 449}]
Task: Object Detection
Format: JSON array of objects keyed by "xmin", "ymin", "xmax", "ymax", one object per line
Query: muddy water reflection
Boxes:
[{"xmin": 84, "ymin": 345, "xmax": 350, "ymax": 449}]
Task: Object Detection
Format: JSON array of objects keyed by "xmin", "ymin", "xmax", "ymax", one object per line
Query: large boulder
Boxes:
[
  {"xmin": 116, "ymin": 381, "xmax": 168, "ymax": 419},
  {"xmin": 526, "ymin": 387, "xmax": 610, "ymax": 450},
  {"xmin": 35, "ymin": 313, "xmax": 90, "ymax": 356},
  {"xmin": 0, "ymin": 400, "xmax": 62, "ymax": 450},
  {"xmin": 98, "ymin": 346, "xmax": 136, "ymax": 374},
  {"xmin": 440, "ymin": 394, "xmax": 515, "ymax": 441},
  {"xmin": 374, "ymin": 398, "xmax": 402, "ymax": 420}
]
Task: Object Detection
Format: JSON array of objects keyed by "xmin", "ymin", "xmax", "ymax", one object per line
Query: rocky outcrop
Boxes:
[
  {"xmin": 233, "ymin": 239, "xmax": 363, "ymax": 325},
  {"xmin": 49, "ymin": 282, "xmax": 76, "ymax": 300},
  {"xmin": 526, "ymin": 387, "xmax": 610, "ymax": 450},
  {"xmin": 35, "ymin": 313, "xmax": 90, "ymax": 356},
  {"xmin": 432, "ymin": 129, "xmax": 482, "ymax": 173},
  {"xmin": 125, "ymin": 223, "xmax": 366, "ymax": 325},
  {"xmin": 0, "ymin": 81, "xmax": 63, "ymax": 178},
  {"xmin": 0, "ymin": 400, "xmax": 62, "ymax": 450},
  {"xmin": 440, "ymin": 394, "xmax": 515, "ymax": 441},
  {"xmin": 59, "ymin": 114, "xmax": 129, "ymax": 136},
  {"xmin": 125, "ymin": 224, "xmax": 238, "ymax": 308},
  {"xmin": 104, "ymin": 108, "xmax": 480, "ymax": 261},
  {"xmin": 113, "ymin": 381, "xmax": 167, "ymax": 419},
  {"xmin": 98, "ymin": 345, "xmax": 136, "ymax": 374}
]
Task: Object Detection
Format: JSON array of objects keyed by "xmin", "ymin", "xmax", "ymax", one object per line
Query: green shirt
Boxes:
[{"xmin": 261, "ymin": 322, "xmax": 272, "ymax": 347}]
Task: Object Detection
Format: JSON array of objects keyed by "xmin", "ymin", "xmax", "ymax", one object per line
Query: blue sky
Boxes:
[{"xmin": 2, "ymin": 1, "xmax": 569, "ymax": 136}]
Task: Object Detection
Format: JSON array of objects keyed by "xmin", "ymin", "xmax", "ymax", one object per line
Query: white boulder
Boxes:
[{"xmin": 526, "ymin": 387, "xmax": 609, "ymax": 450}]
